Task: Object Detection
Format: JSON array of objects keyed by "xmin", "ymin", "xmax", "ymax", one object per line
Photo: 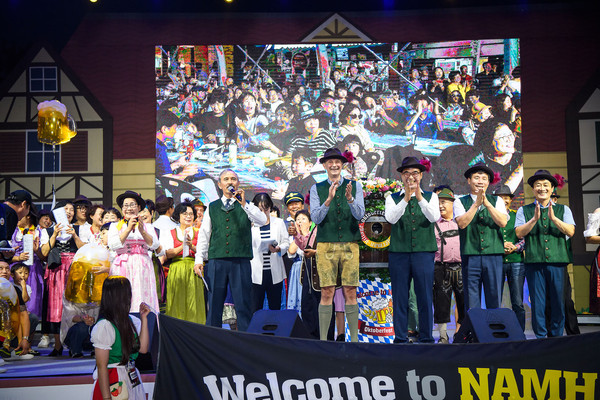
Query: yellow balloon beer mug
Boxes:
[{"xmin": 37, "ymin": 100, "xmax": 77, "ymax": 145}]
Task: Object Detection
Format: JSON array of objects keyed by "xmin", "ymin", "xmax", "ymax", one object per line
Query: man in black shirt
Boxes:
[{"xmin": 1, "ymin": 190, "xmax": 32, "ymax": 261}]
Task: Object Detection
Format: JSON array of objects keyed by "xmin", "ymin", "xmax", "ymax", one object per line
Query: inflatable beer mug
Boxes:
[
  {"xmin": 0, "ymin": 278, "xmax": 19, "ymax": 343},
  {"xmin": 37, "ymin": 100, "xmax": 77, "ymax": 145},
  {"xmin": 65, "ymin": 243, "xmax": 110, "ymax": 305}
]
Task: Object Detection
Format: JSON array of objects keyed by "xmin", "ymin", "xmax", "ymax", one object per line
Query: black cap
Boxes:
[
  {"xmin": 6, "ymin": 190, "xmax": 32, "ymax": 205},
  {"xmin": 493, "ymin": 184, "xmax": 514, "ymax": 198}
]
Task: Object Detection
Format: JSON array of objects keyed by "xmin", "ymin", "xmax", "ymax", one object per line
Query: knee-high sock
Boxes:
[
  {"xmin": 439, "ymin": 323, "xmax": 448, "ymax": 339},
  {"xmin": 318, "ymin": 304, "xmax": 333, "ymax": 341},
  {"xmin": 345, "ymin": 304, "xmax": 359, "ymax": 342}
]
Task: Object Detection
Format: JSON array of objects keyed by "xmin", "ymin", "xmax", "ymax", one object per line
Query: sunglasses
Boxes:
[{"xmin": 349, "ymin": 113, "xmax": 362, "ymax": 119}]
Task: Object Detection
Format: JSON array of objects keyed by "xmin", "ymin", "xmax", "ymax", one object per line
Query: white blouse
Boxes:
[{"xmin": 91, "ymin": 316, "xmax": 142, "ymax": 351}]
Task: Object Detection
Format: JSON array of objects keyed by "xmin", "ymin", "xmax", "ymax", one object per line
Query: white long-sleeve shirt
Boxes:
[
  {"xmin": 194, "ymin": 196, "xmax": 267, "ymax": 265},
  {"xmin": 384, "ymin": 189, "xmax": 440, "ymax": 224}
]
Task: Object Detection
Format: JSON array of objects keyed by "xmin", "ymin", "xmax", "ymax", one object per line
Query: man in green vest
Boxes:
[
  {"xmin": 309, "ymin": 148, "xmax": 365, "ymax": 342},
  {"xmin": 193, "ymin": 169, "xmax": 267, "ymax": 332},
  {"xmin": 454, "ymin": 163, "xmax": 508, "ymax": 311},
  {"xmin": 515, "ymin": 170, "xmax": 575, "ymax": 338},
  {"xmin": 385, "ymin": 156, "xmax": 440, "ymax": 343},
  {"xmin": 494, "ymin": 184, "xmax": 525, "ymax": 331}
]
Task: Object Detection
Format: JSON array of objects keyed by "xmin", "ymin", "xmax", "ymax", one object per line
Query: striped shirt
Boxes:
[
  {"xmin": 260, "ymin": 223, "xmax": 271, "ymax": 270},
  {"xmin": 288, "ymin": 129, "xmax": 337, "ymax": 157}
]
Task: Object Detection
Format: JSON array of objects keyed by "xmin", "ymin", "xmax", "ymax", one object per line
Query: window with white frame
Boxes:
[
  {"xmin": 29, "ymin": 66, "xmax": 57, "ymax": 92},
  {"xmin": 26, "ymin": 130, "xmax": 60, "ymax": 173}
]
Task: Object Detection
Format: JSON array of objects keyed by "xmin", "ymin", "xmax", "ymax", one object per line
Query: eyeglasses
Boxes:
[
  {"xmin": 182, "ymin": 212, "xmax": 195, "ymax": 217},
  {"xmin": 450, "ymin": 93, "xmax": 461, "ymax": 98},
  {"xmin": 401, "ymin": 171, "xmax": 421, "ymax": 178},
  {"xmin": 76, "ymin": 205, "xmax": 88, "ymax": 210},
  {"xmin": 122, "ymin": 203, "xmax": 139, "ymax": 209}
]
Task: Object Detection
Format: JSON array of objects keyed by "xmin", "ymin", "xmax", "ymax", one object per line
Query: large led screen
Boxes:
[{"xmin": 155, "ymin": 40, "xmax": 521, "ymax": 207}]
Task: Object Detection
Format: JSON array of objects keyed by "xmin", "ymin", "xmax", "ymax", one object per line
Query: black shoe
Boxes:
[
  {"xmin": 336, "ymin": 334, "xmax": 345, "ymax": 342},
  {"xmin": 48, "ymin": 346, "xmax": 63, "ymax": 357},
  {"xmin": 71, "ymin": 352, "xmax": 83, "ymax": 359},
  {"xmin": 0, "ymin": 347, "xmax": 11, "ymax": 359}
]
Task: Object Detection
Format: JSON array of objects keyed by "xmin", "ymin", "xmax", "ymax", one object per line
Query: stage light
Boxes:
[
  {"xmin": 89, "ymin": 0, "xmax": 98, "ymax": 3},
  {"xmin": 224, "ymin": 0, "xmax": 233, "ymax": 3}
]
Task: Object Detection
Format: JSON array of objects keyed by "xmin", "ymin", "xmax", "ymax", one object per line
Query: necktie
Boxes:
[{"xmin": 225, "ymin": 199, "xmax": 232, "ymax": 208}]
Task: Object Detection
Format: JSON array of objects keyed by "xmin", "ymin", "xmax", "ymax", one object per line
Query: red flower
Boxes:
[
  {"xmin": 343, "ymin": 150, "xmax": 355, "ymax": 164},
  {"xmin": 419, "ymin": 158, "xmax": 431, "ymax": 172},
  {"xmin": 304, "ymin": 192, "xmax": 310, "ymax": 204},
  {"xmin": 553, "ymin": 174, "xmax": 565, "ymax": 189},
  {"xmin": 491, "ymin": 172, "xmax": 502, "ymax": 185}
]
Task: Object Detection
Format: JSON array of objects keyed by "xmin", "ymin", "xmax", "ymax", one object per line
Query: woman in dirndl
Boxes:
[
  {"xmin": 91, "ymin": 276, "xmax": 149, "ymax": 400},
  {"xmin": 108, "ymin": 191, "xmax": 160, "ymax": 313},
  {"xmin": 160, "ymin": 202, "xmax": 206, "ymax": 324}
]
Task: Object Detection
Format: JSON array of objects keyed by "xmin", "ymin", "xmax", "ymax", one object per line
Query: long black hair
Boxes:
[{"xmin": 99, "ymin": 276, "xmax": 140, "ymax": 365}]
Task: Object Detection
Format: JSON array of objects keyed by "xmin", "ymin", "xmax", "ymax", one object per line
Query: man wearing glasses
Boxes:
[{"xmin": 385, "ymin": 157, "xmax": 440, "ymax": 343}]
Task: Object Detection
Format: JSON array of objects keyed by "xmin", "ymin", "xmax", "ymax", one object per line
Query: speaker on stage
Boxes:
[
  {"xmin": 453, "ymin": 308, "xmax": 526, "ymax": 343},
  {"xmin": 247, "ymin": 310, "xmax": 311, "ymax": 339},
  {"xmin": 131, "ymin": 311, "xmax": 160, "ymax": 371}
]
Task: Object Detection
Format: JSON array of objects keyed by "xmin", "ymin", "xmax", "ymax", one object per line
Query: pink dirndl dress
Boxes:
[
  {"xmin": 46, "ymin": 250, "xmax": 75, "ymax": 323},
  {"xmin": 108, "ymin": 222, "xmax": 160, "ymax": 313}
]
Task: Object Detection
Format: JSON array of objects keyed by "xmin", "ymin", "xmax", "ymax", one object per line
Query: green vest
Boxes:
[
  {"xmin": 503, "ymin": 210, "xmax": 523, "ymax": 263},
  {"xmin": 522, "ymin": 203, "xmax": 570, "ymax": 264},
  {"xmin": 315, "ymin": 179, "xmax": 361, "ymax": 243},
  {"xmin": 388, "ymin": 191, "xmax": 437, "ymax": 253},
  {"xmin": 103, "ymin": 319, "xmax": 139, "ymax": 365},
  {"xmin": 207, "ymin": 200, "xmax": 253, "ymax": 259},
  {"xmin": 458, "ymin": 195, "xmax": 505, "ymax": 255}
]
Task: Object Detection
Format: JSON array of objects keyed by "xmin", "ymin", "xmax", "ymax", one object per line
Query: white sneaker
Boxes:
[
  {"xmin": 7, "ymin": 350, "xmax": 34, "ymax": 361},
  {"xmin": 38, "ymin": 335, "xmax": 50, "ymax": 348}
]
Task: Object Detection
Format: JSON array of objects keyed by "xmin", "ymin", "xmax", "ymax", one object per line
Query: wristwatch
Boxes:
[{"xmin": 22, "ymin": 336, "xmax": 29, "ymax": 341}]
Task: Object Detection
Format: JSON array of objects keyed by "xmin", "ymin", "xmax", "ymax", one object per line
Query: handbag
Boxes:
[
  {"xmin": 302, "ymin": 247, "xmax": 320, "ymax": 292},
  {"xmin": 47, "ymin": 246, "xmax": 62, "ymax": 270}
]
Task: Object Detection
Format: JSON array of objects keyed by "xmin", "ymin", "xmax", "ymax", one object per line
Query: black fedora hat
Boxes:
[
  {"xmin": 527, "ymin": 169, "xmax": 558, "ymax": 188},
  {"xmin": 493, "ymin": 184, "xmax": 514, "ymax": 197},
  {"xmin": 397, "ymin": 156, "xmax": 426, "ymax": 173},
  {"xmin": 73, "ymin": 195, "xmax": 92, "ymax": 207},
  {"xmin": 116, "ymin": 191, "xmax": 145, "ymax": 209},
  {"xmin": 319, "ymin": 148, "xmax": 347, "ymax": 164},
  {"xmin": 464, "ymin": 162, "xmax": 494, "ymax": 181}
]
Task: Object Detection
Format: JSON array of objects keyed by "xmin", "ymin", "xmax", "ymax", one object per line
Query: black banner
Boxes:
[{"xmin": 154, "ymin": 314, "xmax": 599, "ymax": 399}]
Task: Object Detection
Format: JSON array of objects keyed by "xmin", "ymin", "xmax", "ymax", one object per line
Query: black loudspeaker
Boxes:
[
  {"xmin": 131, "ymin": 311, "xmax": 160, "ymax": 372},
  {"xmin": 453, "ymin": 308, "xmax": 526, "ymax": 343},
  {"xmin": 247, "ymin": 310, "xmax": 311, "ymax": 339}
]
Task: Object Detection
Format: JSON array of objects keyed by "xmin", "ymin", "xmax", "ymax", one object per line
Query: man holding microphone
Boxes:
[{"xmin": 193, "ymin": 169, "xmax": 267, "ymax": 331}]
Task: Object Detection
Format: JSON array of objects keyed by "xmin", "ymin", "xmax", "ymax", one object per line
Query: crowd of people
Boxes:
[
  {"xmin": 156, "ymin": 59, "xmax": 523, "ymax": 200},
  {"xmin": 0, "ymin": 141, "xmax": 598, "ymax": 393}
]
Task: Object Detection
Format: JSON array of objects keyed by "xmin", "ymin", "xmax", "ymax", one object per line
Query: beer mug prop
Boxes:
[
  {"xmin": 37, "ymin": 100, "xmax": 77, "ymax": 145},
  {"xmin": 65, "ymin": 243, "xmax": 110, "ymax": 305},
  {"xmin": 0, "ymin": 278, "xmax": 19, "ymax": 342}
]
